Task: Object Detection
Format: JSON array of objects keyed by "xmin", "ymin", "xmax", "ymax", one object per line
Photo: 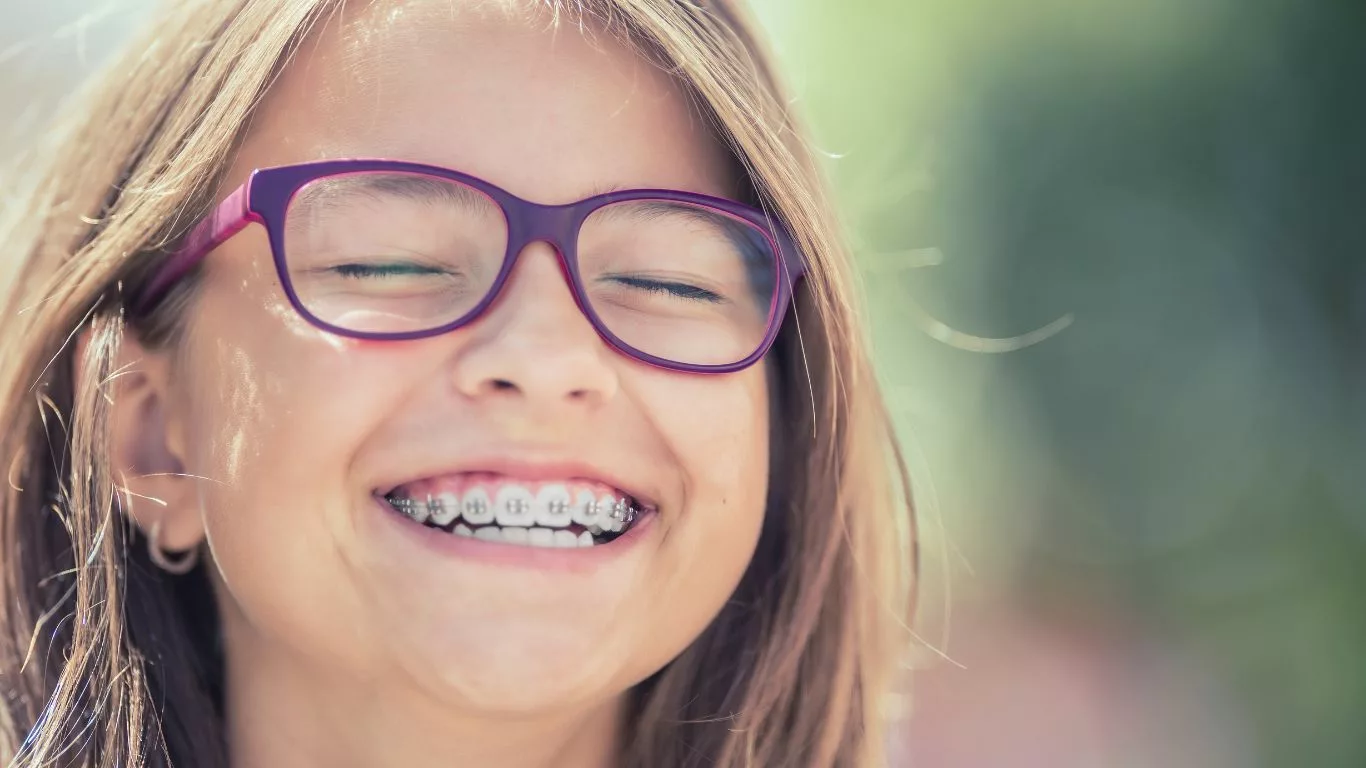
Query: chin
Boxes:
[{"xmin": 392, "ymin": 626, "xmax": 637, "ymax": 713}]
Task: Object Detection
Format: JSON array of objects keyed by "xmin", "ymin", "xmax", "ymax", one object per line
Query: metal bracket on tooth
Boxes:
[
  {"xmin": 389, "ymin": 496, "xmax": 425, "ymax": 522},
  {"xmin": 609, "ymin": 498, "xmax": 638, "ymax": 523},
  {"xmin": 391, "ymin": 494, "xmax": 636, "ymax": 525}
]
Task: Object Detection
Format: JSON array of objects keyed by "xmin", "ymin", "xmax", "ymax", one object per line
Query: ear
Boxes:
[{"xmin": 77, "ymin": 327, "xmax": 206, "ymax": 553}]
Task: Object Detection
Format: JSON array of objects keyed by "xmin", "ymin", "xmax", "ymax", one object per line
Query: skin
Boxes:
[{"xmin": 108, "ymin": 3, "xmax": 770, "ymax": 767}]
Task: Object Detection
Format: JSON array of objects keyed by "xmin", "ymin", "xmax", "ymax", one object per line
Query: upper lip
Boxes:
[{"xmin": 377, "ymin": 456, "xmax": 659, "ymax": 510}]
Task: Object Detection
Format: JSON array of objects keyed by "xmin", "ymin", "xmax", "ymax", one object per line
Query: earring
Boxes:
[{"xmin": 147, "ymin": 520, "xmax": 199, "ymax": 575}]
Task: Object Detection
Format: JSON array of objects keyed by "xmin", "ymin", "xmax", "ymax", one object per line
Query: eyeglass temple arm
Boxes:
[{"xmin": 133, "ymin": 181, "xmax": 256, "ymax": 314}]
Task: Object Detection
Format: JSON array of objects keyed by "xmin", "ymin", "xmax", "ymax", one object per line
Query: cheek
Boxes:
[
  {"xmin": 181, "ymin": 249, "xmax": 400, "ymax": 501},
  {"xmin": 627, "ymin": 368, "xmax": 771, "ymax": 671},
  {"xmin": 645, "ymin": 364, "xmax": 771, "ymax": 499},
  {"xmin": 175, "ymin": 293, "xmax": 406, "ymax": 658},
  {"xmin": 679, "ymin": 383, "xmax": 769, "ymax": 511}
]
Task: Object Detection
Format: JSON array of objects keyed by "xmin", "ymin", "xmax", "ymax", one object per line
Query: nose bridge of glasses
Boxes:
[
  {"xmin": 502, "ymin": 198, "xmax": 585, "ymax": 281},
  {"xmin": 485, "ymin": 204, "xmax": 603, "ymax": 357},
  {"xmin": 506, "ymin": 195, "xmax": 578, "ymax": 244}
]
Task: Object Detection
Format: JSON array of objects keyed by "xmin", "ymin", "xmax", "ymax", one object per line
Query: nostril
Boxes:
[{"xmin": 490, "ymin": 379, "xmax": 517, "ymax": 392}]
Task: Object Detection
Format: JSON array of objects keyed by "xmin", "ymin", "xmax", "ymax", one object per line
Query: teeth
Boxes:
[
  {"xmin": 597, "ymin": 492, "xmax": 616, "ymax": 513},
  {"xmin": 393, "ymin": 497, "xmax": 429, "ymax": 524},
  {"xmin": 429, "ymin": 492, "xmax": 461, "ymax": 526},
  {"xmin": 571, "ymin": 489, "xmax": 600, "ymax": 528},
  {"xmin": 495, "ymin": 486, "xmax": 537, "ymax": 527},
  {"xmin": 390, "ymin": 481, "xmax": 647, "ymax": 548},
  {"xmin": 462, "ymin": 488, "xmax": 494, "ymax": 524},
  {"xmin": 535, "ymin": 485, "xmax": 574, "ymax": 528},
  {"xmin": 597, "ymin": 493, "xmax": 618, "ymax": 531}
]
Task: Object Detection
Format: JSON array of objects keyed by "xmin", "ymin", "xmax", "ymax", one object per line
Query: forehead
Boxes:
[{"xmin": 234, "ymin": 0, "xmax": 737, "ymax": 203}]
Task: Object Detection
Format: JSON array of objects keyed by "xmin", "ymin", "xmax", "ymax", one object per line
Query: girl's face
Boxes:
[{"xmin": 142, "ymin": 3, "xmax": 770, "ymax": 715}]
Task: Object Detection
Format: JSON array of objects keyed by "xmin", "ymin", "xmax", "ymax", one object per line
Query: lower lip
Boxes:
[{"xmin": 366, "ymin": 495, "xmax": 658, "ymax": 574}]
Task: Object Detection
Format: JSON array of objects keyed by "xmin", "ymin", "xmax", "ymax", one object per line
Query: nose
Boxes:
[{"xmin": 449, "ymin": 242, "xmax": 619, "ymax": 408}]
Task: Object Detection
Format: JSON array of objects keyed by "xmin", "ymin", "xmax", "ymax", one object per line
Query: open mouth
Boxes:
[{"xmin": 380, "ymin": 473, "xmax": 652, "ymax": 547}]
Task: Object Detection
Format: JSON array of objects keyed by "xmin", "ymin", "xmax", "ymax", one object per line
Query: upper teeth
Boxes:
[{"xmin": 388, "ymin": 484, "xmax": 638, "ymax": 532}]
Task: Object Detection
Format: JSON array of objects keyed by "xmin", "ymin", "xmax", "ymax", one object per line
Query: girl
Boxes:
[{"xmin": 0, "ymin": 1, "xmax": 915, "ymax": 765}]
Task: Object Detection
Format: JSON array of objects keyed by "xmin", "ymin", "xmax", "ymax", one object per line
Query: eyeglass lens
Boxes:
[{"xmin": 282, "ymin": 171, "xmax": 779, "ymax": 366}]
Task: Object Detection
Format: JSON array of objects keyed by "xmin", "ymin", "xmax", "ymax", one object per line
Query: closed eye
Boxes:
[
  {"xmin": 328, "ymin": 262, "xmax": 452, "ymax": 279},
  {"xmin": 605, "ymin": 274, "xmax": 724, "ymax": 303}
]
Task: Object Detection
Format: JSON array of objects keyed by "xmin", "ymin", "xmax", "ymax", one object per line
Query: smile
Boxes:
[{"xmin": 382, "ymin": 474, "xmax": 650, "ymax": 547}]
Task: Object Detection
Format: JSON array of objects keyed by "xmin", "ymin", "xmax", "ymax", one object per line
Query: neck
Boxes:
[{"xmin": 221, "ymin": 627, "xmax": 625, "ymax": 768}]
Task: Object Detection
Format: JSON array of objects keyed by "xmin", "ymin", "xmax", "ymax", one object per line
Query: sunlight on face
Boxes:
[{"xmin": 171, "ymin": 1, "xmax": 770, "ymax": 716}]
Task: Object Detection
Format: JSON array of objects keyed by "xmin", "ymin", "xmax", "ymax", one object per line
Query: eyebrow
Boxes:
[
  {"xmin": 589, "ymin": 199, "xmax": 776, "ymax": 278},
  {"xmin": 291, "ymin": 172, "xmax": 494, "ymax": 213},
  {"xmin": 588, "ymin": 198, "xmax": 726, "ymax": 227},
  {"xmin": 584, "ymin": 181, "xmax": 628, "ymax": 198}
]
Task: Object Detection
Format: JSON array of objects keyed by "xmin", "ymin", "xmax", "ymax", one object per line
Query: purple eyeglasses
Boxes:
[{"xmin": 134, "ymin": 159, "xmax": 807, "ymax": 373}]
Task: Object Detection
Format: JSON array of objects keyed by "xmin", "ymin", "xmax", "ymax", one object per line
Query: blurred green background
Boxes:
[
  {"xmin": 745, "ymin": 1, "xmax": 1365, "ymax": 765},
  {"xmin": 4, "ymin": 1, "xmax": 1363, "ymax": 765}
]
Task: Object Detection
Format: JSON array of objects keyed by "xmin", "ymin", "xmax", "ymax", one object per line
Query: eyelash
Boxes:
[
  {"xmin": 326, "ymin": 264, "xmax": 721, "ymax": 305},
  {"xmin": 331, "ymin": 262, "xmax": 446, "ymax": 279},
  {"xmin": 608, "ymin": 275, "xmax": 722, "ymax": 303}
]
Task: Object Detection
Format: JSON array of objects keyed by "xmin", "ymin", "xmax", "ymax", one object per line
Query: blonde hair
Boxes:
[{"xmin": 0, "ymin": 1, "xmax": 917, "ymax": 765}]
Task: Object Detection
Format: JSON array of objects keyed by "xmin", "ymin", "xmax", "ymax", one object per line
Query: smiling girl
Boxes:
[{"xmin": 0, "ymin": 1, "xmax": 915, "ymax": 766}]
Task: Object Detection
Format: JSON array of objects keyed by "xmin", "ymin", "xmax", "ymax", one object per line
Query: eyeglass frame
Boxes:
[{"xmin": 133, "ymin": 158, "xmax": 809, "ymax": 374}]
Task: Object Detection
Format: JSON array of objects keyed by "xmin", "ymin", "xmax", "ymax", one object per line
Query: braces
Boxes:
[{"xmin": 388, "ymin": 495, "xmax": 639, "ymax": 525}]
